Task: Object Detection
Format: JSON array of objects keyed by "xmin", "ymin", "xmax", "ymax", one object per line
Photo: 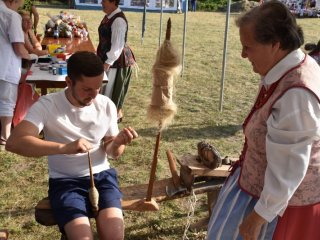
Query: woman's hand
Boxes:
[{"xmin": 239, "ymin": 210, "xmax": 267, "ymax": 240}]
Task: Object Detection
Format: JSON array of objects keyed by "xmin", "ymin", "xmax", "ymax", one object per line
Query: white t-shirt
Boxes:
[
  {"xmin": 25, "ymin": 90, "xmax": 119, "ymax": 178},
  {"xmin": 0, "ymin": 1, "xmax": 24, "ymax": 84}
]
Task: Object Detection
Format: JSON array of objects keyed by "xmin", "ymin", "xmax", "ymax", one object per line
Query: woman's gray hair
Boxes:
[{"xmin": 236, "ymin": 0, "xmax": 304, "ymax": 51}]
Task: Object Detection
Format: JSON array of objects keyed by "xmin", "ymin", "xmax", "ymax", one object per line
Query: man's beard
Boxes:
[{"xmin": 71, "ymin": 87, "xmax": 92, "ymax": 107}]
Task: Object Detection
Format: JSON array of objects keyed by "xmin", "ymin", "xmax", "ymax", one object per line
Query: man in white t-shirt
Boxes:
[
  {"xmin": 6, "ymin": 51, "xmax": 138, "ymax": 240},
  {"xmin": 0, "ymin": 0, "xmax": 30, "ymax": 147}
]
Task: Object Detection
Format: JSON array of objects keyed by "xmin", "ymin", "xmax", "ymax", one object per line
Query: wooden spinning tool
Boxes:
[
  {"xmin": 131, "ymin": 17, "xmax": 181, "ymax": 211},
  {"xmin": 88, "ymin": 151, "xmax": 99, "ymax": 216}
]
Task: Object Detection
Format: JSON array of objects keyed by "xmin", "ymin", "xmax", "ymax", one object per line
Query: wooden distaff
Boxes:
[
  {"xmin": 88, "ymin": 151, "xmax": 99, "ymax": 216},
  {"xmin": 144, "ymin": 18, "xmax": 180, "ymax": 209}
]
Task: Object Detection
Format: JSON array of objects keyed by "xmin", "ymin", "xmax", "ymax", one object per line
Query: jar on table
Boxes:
[
  {"xmin": 53, "ymin": 24, "xmax": 59, "ymax": 39},
  {"xmin": 52, "ymin": 67, "xmax": 57, "ymax": 75}
]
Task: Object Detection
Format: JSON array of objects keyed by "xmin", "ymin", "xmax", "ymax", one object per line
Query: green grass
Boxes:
[{"xmin": 1, "ymin": 8, "xmax": 319, "ymax": 239}]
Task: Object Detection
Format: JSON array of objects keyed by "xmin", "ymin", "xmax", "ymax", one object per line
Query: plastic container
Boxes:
[
  {"xmin": 58, "ymin": 66, "xmax": 67, "ymax": 75},
  {"xmin": 47, "ymin": 44, "xmax": 62, "ymax": 55}
]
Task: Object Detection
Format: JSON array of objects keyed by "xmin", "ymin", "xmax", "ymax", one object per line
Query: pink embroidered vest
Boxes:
[{"xmin": 238, "ymin": 55, "xmax": 320, "ymax": 206}]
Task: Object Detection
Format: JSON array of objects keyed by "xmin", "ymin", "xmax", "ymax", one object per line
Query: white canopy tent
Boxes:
[{"xmin": 74, "ymin": 0, "xmax": 179, "ymax": 11}]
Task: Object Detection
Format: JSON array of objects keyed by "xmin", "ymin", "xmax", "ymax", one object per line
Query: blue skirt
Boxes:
[{"xmin": 206, "ymin": 167, "xmax": 278, "ymax": 240}]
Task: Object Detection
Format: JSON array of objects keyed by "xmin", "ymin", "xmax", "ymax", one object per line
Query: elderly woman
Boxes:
[
  {"xmin": 97, "ymin": 0, "xmax": 135, "ymax": 123},
  {"xmin": 19, "ymin": 10, "xmax": 48, "ymax": 56},
  {"xmin": 207, "ymin": 1, "xmax": 320, "ymax": 240}
]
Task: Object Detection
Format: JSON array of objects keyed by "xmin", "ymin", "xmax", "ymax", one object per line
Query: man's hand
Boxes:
[
  {"xmin": 103, "ymin": 127, "xmax": 138, "ymax": 159},
  {"xmin": 239, "ymin": 210, "xmax": 267, "ymax": 240},
  {"xmin": 62, "ymin": 138, "xmax": 93, "ymax": 154},
  {"xmin": 113, "ymin": 127, "xmax": 138, "ymax": 146}
]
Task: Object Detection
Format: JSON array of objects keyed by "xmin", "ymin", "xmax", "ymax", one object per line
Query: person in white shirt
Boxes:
[
  {"xmin": 0, "ymin": 0, "xmax": 29, "ymax": 148},
  {"xmin": 207, "ymin": 1, "xmax": 320, "ymax": 240},
  {"xmin": 6, "ymin": 51, "xmax": 138, "ymax": 240},
  {"xmin": 97, "ymin": 0, "xmax": 136, "ymax": 123}
]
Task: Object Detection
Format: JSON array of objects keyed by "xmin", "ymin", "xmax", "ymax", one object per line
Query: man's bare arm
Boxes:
[
  {"xmin": 6, "ymin": 120, "xmax": 91, "ymax": 157},
  {"xmin": 12, "ymin": 42, "xmax": 30, "ymax": 59}
]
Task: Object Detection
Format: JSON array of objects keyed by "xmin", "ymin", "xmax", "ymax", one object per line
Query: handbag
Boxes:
[{"xmin": 13, "ymin": 82, "xmax": 40, "ymax": 127}]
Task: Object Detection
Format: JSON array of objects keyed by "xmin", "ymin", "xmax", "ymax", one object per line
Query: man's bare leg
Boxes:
[
  {"xmin": 64, "ymin": 216, "xmax": 93, "ymax": 240},
  {"xmin": 96, "ymin": 207, "xmax": 124, "ymax": 240}
]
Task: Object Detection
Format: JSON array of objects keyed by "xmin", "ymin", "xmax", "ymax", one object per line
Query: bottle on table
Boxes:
[{"xmin": 53, "ymin": 24, "xmax": 59, "ymax": 39}]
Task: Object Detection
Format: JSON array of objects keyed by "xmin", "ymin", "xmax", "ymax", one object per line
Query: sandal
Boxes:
[
  {"xmin": 0, "ymin": 229, "xmax": 9, "ymax": 240},
  {"xmin": 117, "ymin": 109, "xmax": 124, "ymax": 124},
  {"xmin": 0, "ymin": 138, "xmax": 6, "ymax": 151}
]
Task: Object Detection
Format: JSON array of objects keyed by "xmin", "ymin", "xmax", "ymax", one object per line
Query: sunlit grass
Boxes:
[{"xmin": 0, "ymin": 7, "xmax": 318, "ymax": 239}]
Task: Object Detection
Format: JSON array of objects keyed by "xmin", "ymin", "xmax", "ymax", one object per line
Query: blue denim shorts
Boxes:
[{"xmin": 48, "ymin": 168, "xmax": 123, "ymax": 232}]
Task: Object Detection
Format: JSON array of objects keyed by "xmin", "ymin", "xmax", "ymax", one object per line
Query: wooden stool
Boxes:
[{"xmin": 176, "ymin": 153, "xmax": 232, "ymax": 230}]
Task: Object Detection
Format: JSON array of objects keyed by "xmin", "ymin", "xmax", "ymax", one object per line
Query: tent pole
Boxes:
[
  {"xmin": 141, "ymin": 0, "xmax": 147, "ymax": 44},
  {"xmin": 159, "ymin": 0, "xmax": 164, "ymax": 46},
  {"xmin": 181, "ymin": 0, "xmax": 188, "ymax": 77},
  {"xmin": 219, "ymin": 0, "xmax": 231, "ymax": 111}
]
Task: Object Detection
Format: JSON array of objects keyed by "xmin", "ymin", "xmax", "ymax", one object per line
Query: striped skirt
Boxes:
[{"xmin": 206, "ymin": 167, "xmax": 278, "ymax": 240}]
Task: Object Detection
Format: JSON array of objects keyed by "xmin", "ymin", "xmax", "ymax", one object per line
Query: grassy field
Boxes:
[{"xmin": 0, "ymin": 7, "xmax": 319, "ymax": 240}]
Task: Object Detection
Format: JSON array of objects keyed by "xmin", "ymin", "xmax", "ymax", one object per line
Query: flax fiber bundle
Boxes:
[{"xmin": 147, "ymin": 18, "xmax": 181, "ymax": 130}]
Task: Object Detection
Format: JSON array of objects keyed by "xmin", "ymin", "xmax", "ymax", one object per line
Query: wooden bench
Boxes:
[
  {"xmin": 35, "ymin": 154, "xmax": 231, "ymax": 233},
  {"xmin": 35, "ymin": 177, "xmax": 226, "ymax": 226}
]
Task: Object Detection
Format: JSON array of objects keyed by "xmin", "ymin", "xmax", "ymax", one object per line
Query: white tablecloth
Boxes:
[
  {"xmin": 26, "ymin": 64, "xmax": 66, "ymax": 82},
  {"xmin": 26, "ymin": 64, "xmax": 108, "ymax": 82}
]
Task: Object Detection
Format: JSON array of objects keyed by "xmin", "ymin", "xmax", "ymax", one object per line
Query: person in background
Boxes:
[
  {"xmin": 191, "ymin": 0, "xmax": 196, "ymax": 12},
  {"xmin": 177, "ymin": 0, "xmax": 182, "ymax": 13},
  {"xmin": 19, "ymin": 10, "xmax": 48, "ymax": 56},
  {"xmin": 97, "ymin": 0, "xmax": 136, "ymax": 123},
  {"xmin": 21, "ymin": 0, "xmax": 38, "ymax": 35},
  {"xmin": 0, "ymin": 0, "xmax": 30, "ymax": 149},
  {"xmin": 6, "ymin": 51, "xmax": 138, "ymax": 240},
  {"xmin": 207, "ymin": 1, "xmax": 320, "ymax": 240}
]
